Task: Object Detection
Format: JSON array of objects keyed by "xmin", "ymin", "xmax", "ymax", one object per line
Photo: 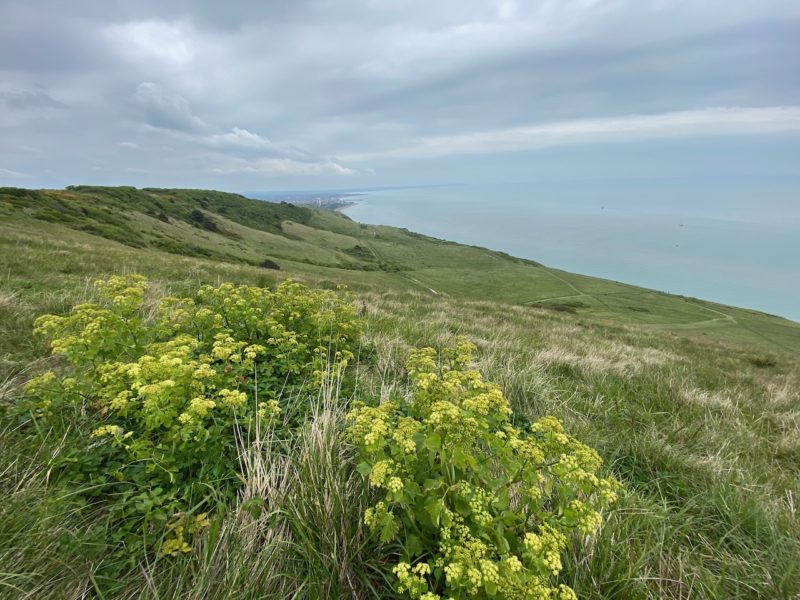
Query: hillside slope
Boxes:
[
  {"xmin": 1, "ymin": 186, "xmax": 799, "ymax": 599},
  {"xmin": 2, "ymin": 186, "xmax": 798, "ymax": 359}
]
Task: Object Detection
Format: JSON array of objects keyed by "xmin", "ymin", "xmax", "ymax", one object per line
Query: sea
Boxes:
[{"xmin": 340, "ymin": 180, "xmax": 800, "ymax": 322}]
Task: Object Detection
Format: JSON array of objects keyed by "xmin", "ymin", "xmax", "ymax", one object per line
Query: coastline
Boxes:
[
  {"xmin": 338, "ymin": 185, "xmax": 800, "ymax": 323},
  {"xmin": 333, "ymin": 201, "xmax": 358, "ymax": 212}
]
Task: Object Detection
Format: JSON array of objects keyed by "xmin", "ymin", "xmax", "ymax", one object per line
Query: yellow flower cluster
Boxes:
[
  {"xmin": 363, "ymin": 501, "xmax": 391, "ymax": 529},
  {"xmin": 161, "ymin": 512, "xmax": 211, "ymax": 557},
  {"xmin": 24, "ymin": 371, "xmax": 62, "ymax": 416},
  {"xmin": 503, "ymin": 555, "xmax": 523, "ymax": 574},
  {"xmin": 510, "ymin": 435, "xmax": 546, "ymax": 465},
  {"xmin": 27, "ymin": 275, "xmax": 361, "ymax": 559},
  {"xmin": 393, "ymin": 416, "xmax": 421, "ymax": 453},
  {"xmin": 219, "ymin": 388, "xmax": 247, "ymax": 408},
  {"xmin": 598, "ymin": 478, "xmax": 621, "ymax": 505},
  {"xmin": 462, "ymin": 483, "xmax": 493, "ymax": 527},
  {"xmin": 462, "ymin": 386, "xmax": 508, "ymax": 417},
  {"xmin": 345, "ymin": 401, "xmax": 395, "ymax": 448},
  {"xmin": 94, "ymin": 274, "xmax": 147, "ymax": 310},
  {"xmin": 178, "ymin": 397, "xmax": 216, "ymax": 424},
  {"xmin": 211, "ymin": 335, "xmax": 246, "ymax": 362},
  {"xmin": 386, "ymin": 477, "xmax": 404, "ymax": 493},
  {"xmin": 523, "ymin": 524, "xmax": 567, "ymax": 576},
  {"xmin": 393, "ymin": 562, "xmax": 437, "ymax": 599},
  {"xmin": 426, "ymin": 400, "xmax": 461, "ymax": 427},
  {"xmin": 257, "ymin": 399, "xmax": 281, "ymax": 421},
  {"xmin": 568, "ymin": 499, "xmax": 604, "ymax": 535},
  {"xmin": 348, "ymin": 338, "xmax": 621, "ymax": 600},
  {"xmin": 368, "ymin": 459, "xmax": 394, "ymax": 487},
  {"xmin": 440, "ymin": 532, "xmax": 498, "ymax": 596},
  {"xmin": 24, "ymin": 370, "xmax": 57, "ymax": 392},
  {"xmin": 91, "ymin": 424, "xmax": 125, "ymax": 438}
]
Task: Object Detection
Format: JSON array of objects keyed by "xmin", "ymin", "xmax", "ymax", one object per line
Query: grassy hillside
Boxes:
[
  {"xmin": 1, "ymin": 186, "xmax": 799, "ymax": 599},
  {"xmin": 2, "ymin": 186, "xmax": 798, "ymax": 360}
]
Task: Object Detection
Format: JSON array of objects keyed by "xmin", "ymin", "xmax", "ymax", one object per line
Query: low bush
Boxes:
[
  {"xmin": 747, "ymin": 354, "xmax": 777, "ymax": 368},
  {"xmin": 260, "ymin": 258, "xmax": 281, "ymax": 270},
  {"xmin": 347, "ymin": 338, "xmax": 620, "ymax": 600},
  {"xmin": 21, "ymin": 275, "xmax": 361, "ymax": 562}
]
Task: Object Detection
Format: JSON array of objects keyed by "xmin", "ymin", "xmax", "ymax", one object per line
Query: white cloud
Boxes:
[
  {"xmin": 0, "ymin": 167, "xmax": 31, "ymax": 178},
  {"xmin": 212, "ymin": 157, "xmax": 355, "ymax": 176},
  {"xmin": 339, "ymin": 106, "xmax": 800, "ymax": 161},
  {"xmin": 126, "ymin": 82, "xmax": 351, "ymax": 177},
  {"xmin": 3, "ymin": 1, "xmax": 799, "ymax": 186},
  {"xmin": 103, "ymin": 20, "xmax": 193, "ymax": 67},
  {"xmin": 202, "ymin": 127, "xmax": 320, "ymax": 162},
  {"xmin": 118, "ymin": 141, "xmax": 141, "ymax": 150},
  {"xmin": 205, "ymin": 127, "xmax": 271, "ymax": 149}
]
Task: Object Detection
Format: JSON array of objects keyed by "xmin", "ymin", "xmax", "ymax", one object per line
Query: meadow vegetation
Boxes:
[{"xmin": 1, "ymin": 186, "xmax": 799, "ymax": 599}]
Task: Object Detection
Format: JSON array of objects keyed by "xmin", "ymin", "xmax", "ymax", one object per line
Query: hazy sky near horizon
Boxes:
[{"xmin": 1, "ymin": 0, "xmax": 800, "ymax": 191}]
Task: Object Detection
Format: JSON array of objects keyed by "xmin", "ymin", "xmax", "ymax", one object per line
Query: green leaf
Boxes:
[
  {"xmin": 441, "ymin": 507, "xmax": 453, "ymax": 528},
  {"xmin": 425, "ymin": 499, "xmax": 444, "ymax": 527},
  {"xmin": 423, "ymin": 478, "xmax": 443, "ymax": 492},
  {"xmin": 454, "ymin": 494, "xmax": 471, "ymax": 517},
  {"xmin": 241, "ymin": 497, "xmax": 265, "ymax": 519},
  {"xmin": 380, "ymin": 517, "xmax": 399, "ymax": 542},
  {"xmin": 405, "ymin": 534, "xmax": 423, "ymax": 558},
  {"xmin": 489, "ymin": 477, "xmax": 506, "ymax": 492},
  {"xmin": 495, "ymin": 523, "xmax": 510, "ymax": 553},
  {"xmin": 485, "ymin": 580, "xmax": 498, "ymax": 596},
  {"xmin": 356, "ymin": 461, "xmax": 373, "ymax": 476},
  {"xmin": 404, "ymin": 480, "xmax": 421, "ymax": 499},
  {"xmin": 452, "ymin": 447, "xmax": 472, "ymax": 469},
  {"xmin": 493, "ymin": 490, "xmax": 510, "ymax": 511},
  {"xmin": 425, "ymin": 433, "xmax": 442, "ymax": 451}
]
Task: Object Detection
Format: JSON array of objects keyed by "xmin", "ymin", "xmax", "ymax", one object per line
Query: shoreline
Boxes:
[
  {"xmin": 332, "ymin": 189, "xmax": 800, "ymax": 323},
  {"xmin": 333, "ymin": 201, "xmax": 358, "ymax": 212}
]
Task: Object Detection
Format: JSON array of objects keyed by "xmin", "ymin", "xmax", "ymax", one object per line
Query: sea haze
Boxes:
[{"xmin": 341, "ymin": 179, "xmax": 800, "ymax": 322}]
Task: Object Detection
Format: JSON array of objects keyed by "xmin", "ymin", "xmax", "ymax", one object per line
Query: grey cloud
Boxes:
[
  {"xmin": 331, "ymin": 19, "xmax": 800, "ymax": 137},
  {"xmin": 0, "ymin": 167, "xmax": 31, "ymax": 178},
  {"xmin": 0, "ymin": 0, "xmax": 798, "ymax": 188},
  {"xmin": 0, "ymin": 89, "xmax": 65, "ymax": 109},
  {"xmin": 125, "ymin": 81, "xmax": 351, "ymax": 177},
  {"xmin": 133, "ymin": 82, "xmax": 208, "ymax": 133}
]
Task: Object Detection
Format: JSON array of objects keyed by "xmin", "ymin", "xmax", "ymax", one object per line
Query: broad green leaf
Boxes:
[{"xmin": 425, "ymin": 433, "xmax": 442, "ymax": 451}]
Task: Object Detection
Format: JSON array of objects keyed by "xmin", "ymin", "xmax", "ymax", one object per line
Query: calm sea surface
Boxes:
[{"xmin": 341, "ymin": 180, "xmax": 800, "ymax": 322}]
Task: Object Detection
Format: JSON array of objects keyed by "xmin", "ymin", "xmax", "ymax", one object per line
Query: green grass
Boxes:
[
  {"xmin": 357, "ymin": 291, "xmax": 800, "ymax": 598},
  {"xmin": 3, "ymin": 185, "xmax": 799, "ymax": 356},
  {"xmin": 1, "ymin": 186, "xmax": 799, "ymax": 599}
]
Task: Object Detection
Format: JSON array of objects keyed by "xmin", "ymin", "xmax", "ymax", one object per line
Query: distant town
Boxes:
[{"xmin": 247, "ymin": 191, "xmax": 363, "ymax": 211}]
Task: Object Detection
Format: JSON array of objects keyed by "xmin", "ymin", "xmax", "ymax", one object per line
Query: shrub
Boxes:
[
  {"xmin": 347, "ymin": 338, "xmax": 620, "ymax": 600},
  {"xmin": 260, "ymin": 258, "xmax": 281, "ymax": 270},
  {"xmin": 748, "ymin": 355, "xmax": 777, "ymax": 368},
  {"xmin": 189, "ymin": 208, "xmax": 220, "ymax": 232},
  {"xmin": 23, "ymin": 275, "xmax": 360, "ymax": 560}
]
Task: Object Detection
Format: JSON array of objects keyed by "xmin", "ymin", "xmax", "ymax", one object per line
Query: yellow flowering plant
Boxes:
[
  {"xmin": 23, "ymin": 275, "xmax": 360, "ymax": 560},
  {"xmin": 347, "ymin": 338, "xmax": 620, "ymax": 600}
]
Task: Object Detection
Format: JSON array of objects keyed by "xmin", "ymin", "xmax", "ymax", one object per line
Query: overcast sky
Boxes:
[{"xmin": 1, "ymin": 0, "xmax": 799, "ymax": 191}]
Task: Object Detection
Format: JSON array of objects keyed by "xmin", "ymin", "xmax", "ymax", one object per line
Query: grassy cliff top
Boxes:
[
  {"xmin": 1, "ymin": 186, "xmax": 799, "ymax": 598},
  {"xmin": 2, "ymin": 185, "xmax": 798, "ymax": 359}
]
